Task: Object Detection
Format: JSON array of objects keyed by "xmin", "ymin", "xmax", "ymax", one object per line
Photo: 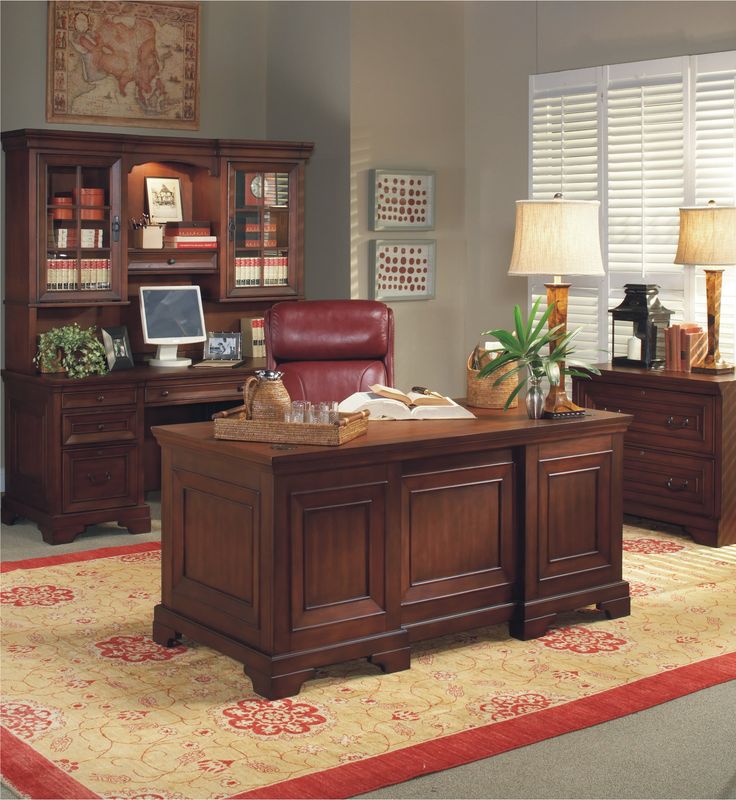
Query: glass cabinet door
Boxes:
[
  {"xmin": 227, "ymin": 165, "xmax": 294, "ymax": 296},
  {"xmin": 41, "ymin": 157, "xmax": 122, "ymax": 303}
]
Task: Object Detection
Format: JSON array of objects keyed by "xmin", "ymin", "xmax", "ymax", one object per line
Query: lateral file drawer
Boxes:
[
  {"xmin": 62, "ymin": 444, "xmax": 138, "ymax": 513},
  {"xmin": 144, "ymin": 379, "xmax": 246, "ymax": 406},
  {"xmin": 579, "ymin": 383, "xmax": 714, "ymax": 456},
  {"xmin": 62, "ymin": 387, "xmax": 138, "ymax": 409},
  {"xmin": 62, "ymin": 409, "xmax": 138, "ymax": 446},
  {"xmin": 623, "ymin": 446, "xmax": 715, "ymax": 518}
]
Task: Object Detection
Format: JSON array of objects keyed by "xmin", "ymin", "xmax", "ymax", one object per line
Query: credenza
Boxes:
[
  {"xmin": 574, "ymin": 365, "xmax": 736, "ymax": 547},
  {"xmin": 152, "ymin": 409, "xmax": 632, "ymax": 698}
]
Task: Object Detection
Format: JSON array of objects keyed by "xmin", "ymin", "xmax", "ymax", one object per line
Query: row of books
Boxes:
[
  {"xmin": 664, "ymin": 322, "xmax": 707, "ymax": 371},
  {"xmin": 51, "ymin": 227, "xmax": 105, "ymax": 248},
  {"xmin": 46, "ymin": 258, "xmax": 112, "ymax": 291},
  {"xmin": 234, "ymin": 256, "xmax": 289, "ymax": 287},
  {"xmin": 241, "ymin": 316, "xmax": 266, "ymax": 358}
]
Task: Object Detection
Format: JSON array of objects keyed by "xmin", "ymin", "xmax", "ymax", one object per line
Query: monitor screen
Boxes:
[{"xmin": 139, "ymin": 285, "xmax": 206, "ymax": 368}]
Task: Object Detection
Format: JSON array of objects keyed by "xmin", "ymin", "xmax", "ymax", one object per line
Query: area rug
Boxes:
[{"xmin": 2, "ymin": 525, "xmax": 735, "ymax": 800}]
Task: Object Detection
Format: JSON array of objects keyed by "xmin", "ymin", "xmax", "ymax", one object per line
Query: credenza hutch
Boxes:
[{"xmin": 1, "ymin": 129, "xmax": 313, "ymax": 544}]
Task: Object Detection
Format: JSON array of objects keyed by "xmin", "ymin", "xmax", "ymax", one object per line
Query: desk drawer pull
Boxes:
[
  {"xmin": 160, "ymin": 390, "xmax": 169, "ymax": 397},
  {"xmin": 666, "ymin": 477, "xmax": 689, "ymax": 491},
  {"xmin": 96, "ymin": 394, "xmax": 105, "ymax": 402},
  {"xmin": 666, "ymin": 415, "xmax": 690, "ymax": 428},
  {"xmin": 97, "ymin": 423, "xmax": 105, "ymax": 431},
  {"xmin": 167, "ymin": 257, "xmax": 176, "ymax": 265},
  {"xmin": 237, "ymin": 384, "xmax": 244, "ymax": 392},
  {"xmin": 87, "ymin": 471, "xmax": 112, "ymax": 485}
]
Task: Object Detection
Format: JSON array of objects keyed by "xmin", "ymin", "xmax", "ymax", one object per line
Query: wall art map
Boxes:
[{"xmin": 47, "ymin": 1, "xmax": 200, "ymax": 129}]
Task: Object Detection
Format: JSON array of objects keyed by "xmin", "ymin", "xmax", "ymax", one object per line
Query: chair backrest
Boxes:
[{"xmin": 265, "ymin": 300, "xmax": 395, "ymax": 402}]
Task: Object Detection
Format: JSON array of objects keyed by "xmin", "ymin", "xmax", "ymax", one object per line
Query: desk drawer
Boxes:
[
  {"xmin": 62, "ymin": 444, "xmax": 138, "ymax": 513},
  {"xmin": 62, "ymin": 387, "xmax": 137, "ymax": 409},
  {"xmin": 623, "ymin": 446, "xmax": 714, "ymax": 518},
  {"xmin": 145, "ymin": 379, "xmax": 246, "ymax": 406},
  {"xmin": 581, "ymin": 384, "xmax": 714, "ymax": 455},
  {"xmin": 128, "ymin": 250, "xmax": 217, "ymax": 273},
  {"xmin": 63, "ymin": 409, "xmax": 138, "ymax": 446}
]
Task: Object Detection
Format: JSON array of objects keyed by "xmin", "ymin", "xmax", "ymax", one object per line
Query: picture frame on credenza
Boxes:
[{"xmin": 101, "ymin": 326, "xmax": 134, "ymax": 371}]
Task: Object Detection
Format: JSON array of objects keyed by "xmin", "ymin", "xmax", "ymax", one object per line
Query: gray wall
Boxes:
[{"xmin": 266, "ymin": 1, "xmax": 351, "ymax": 300}]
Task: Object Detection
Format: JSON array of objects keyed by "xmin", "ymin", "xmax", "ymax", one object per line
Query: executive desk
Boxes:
[
  {"xmin": 1, "ymin": 363, "xmax": 262, "ymax": 544},
  {"xmin": 152, "ymin": 409, "xmax": 632, "ymax": 699}
]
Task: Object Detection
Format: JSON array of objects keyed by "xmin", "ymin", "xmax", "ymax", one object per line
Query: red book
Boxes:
[{"xmin": 163, "ymin": 241, "xmax": 218, "ymax": 249}]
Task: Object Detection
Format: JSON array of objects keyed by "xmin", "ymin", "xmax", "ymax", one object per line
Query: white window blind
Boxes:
[{"xmin": 528, "ymin": 51, "xmax": 736, "ymax": 364}]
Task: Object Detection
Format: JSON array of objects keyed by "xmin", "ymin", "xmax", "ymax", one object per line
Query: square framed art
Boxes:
[
  {"xmin": 370, "ymin": 240, "xmax": 436, "ymax": 301},
  {"xmin": 370, "ymin": 169, "xmax": 435, "ymax": 230}
]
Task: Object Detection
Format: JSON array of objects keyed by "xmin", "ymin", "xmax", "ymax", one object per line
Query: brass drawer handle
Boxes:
[
  {"xmin": 666, "ymin": 416, "xmax": 690, "ymax": 428},
  {"xmin": 666, "ymin": 477, "xmax": 689, "ymax": 492},
  {"xmin": 87, "ymin": 471, "xmax": 112, "ymax": 485}
]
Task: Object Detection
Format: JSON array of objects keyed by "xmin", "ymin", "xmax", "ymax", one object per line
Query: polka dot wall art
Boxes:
[
  {"xmin": 370, "ymin": 239, "xmax": 436, "ymax": 301},
  {"xmin": 370, "ymin": 169, "xmax": 435, "ymax": 230}
]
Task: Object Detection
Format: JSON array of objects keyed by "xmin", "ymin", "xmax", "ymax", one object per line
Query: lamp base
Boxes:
[
  {"xmin": 692, "ymin": 357, "xmax": 735, "ymax": 375},
  {"xmin": 542, "ymin": 386, "xmax": 587, "ymax": 419}
]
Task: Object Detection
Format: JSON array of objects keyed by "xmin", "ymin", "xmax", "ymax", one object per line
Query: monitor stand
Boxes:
[{"xmin": 149, "ymin": 344, "xmax": 192, "ymax": 368}]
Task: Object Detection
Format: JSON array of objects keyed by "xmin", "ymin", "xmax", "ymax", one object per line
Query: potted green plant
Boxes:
[
  {"xmin": 33, "ymin": 323, "xmax": 109, "ymax": 379},
  {"xmin": 478, "ymin": 298, "xmax": 600, "ymax": 414}
]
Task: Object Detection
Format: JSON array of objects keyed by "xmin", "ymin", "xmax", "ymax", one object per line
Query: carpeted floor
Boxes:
[{"xmin": 2, "ymin": 517, "xmax": 735, "ymax": 799}]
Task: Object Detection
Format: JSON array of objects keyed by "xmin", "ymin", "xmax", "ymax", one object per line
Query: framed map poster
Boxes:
[{"xmin": 47, "ymin": 1, "xmax": 200, "ymax": 129}]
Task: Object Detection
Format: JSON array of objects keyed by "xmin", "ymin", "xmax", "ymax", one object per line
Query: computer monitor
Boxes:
[{"xmin": 139, "ymin": 285, "xmax": 207, "ymax": 368}]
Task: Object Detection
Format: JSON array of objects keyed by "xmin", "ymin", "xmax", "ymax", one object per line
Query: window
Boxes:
[{"xmin": 529, "ymin": 51, "xmax": 736, "ymax": 364}]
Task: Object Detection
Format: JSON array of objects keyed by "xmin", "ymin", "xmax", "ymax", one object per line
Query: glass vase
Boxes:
[{"xmin": 525, "ymin": 371, "xmax": 545, "ymax": 419}]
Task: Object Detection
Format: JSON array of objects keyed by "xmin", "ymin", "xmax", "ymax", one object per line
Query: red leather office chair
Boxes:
[{"xmin": 265, "ymin": 300, "xmax": 395, "ymax": 401}]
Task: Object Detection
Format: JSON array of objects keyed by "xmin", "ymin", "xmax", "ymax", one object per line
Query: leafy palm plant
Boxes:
[{"xmin": 477, "ymin": 298, "xmax": 600, "ymax": 410}]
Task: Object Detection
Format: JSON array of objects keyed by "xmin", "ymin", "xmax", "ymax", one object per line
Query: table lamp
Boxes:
[
  {"xmin": 674, "ymin": 200, "xmax": 736, "ymax": 374},
  {"xmin": 508, "ymin": 194, "xmax": 605, "ymax": 418}
]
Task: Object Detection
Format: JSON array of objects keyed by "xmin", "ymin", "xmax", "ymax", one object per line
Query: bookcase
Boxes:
[{"xmin": 1, "ymin": 129, "xmax": 313, "ymax": 544}]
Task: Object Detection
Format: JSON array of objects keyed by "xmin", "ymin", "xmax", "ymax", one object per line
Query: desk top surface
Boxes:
[{"xmin": 152, "ymin": 408, "xmax": 631, "ymax": 470}]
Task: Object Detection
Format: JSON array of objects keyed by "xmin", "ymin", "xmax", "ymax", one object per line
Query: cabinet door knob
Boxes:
[
  {"xmin": 96, "ymin": 394, "xmax": 105, "ymax": 402},
  {"xmin": 97, "ymin": 423, "xmax": 105, "ymax": 431},
  {"xmin": 666, "ymin": 477, "xmax": 689, "ymax": 491},
  {"xmin": 160, "ymin": 389, "xmax": 169, "ymax": 397},
  {"xmin": 87, "ymin": 471, "xmax": 112, "ymax": 485},
  {"xmin": 666, "ymin": 415, "xmax": 690, "ymax": 428}
]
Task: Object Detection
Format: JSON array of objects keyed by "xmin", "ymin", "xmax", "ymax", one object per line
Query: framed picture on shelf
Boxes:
[
  {"xmin": 101, "ymin": 326, "xmax": 134, "ymax": 371},
  {"xmin": 370, "ymin": 169, "xmax": 435, "ymax": 231},
  {"xmin": 145, "ymin": 177, "xmax": 183, "ymax": 224},
  {"xmin": 204, "ymin": 332, "xmax": 242, "ymax": 360},
  {"xmin": 370, "ymin": 239, "xmax": 436, "ymax": 302}
]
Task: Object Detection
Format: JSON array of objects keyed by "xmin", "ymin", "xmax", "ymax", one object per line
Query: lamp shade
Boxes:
[
  {"xmin": 674, "ymin": 204, "xmax": 736, "ymax": 266},
  {"xmin": 508, "ymin": 198, "xmax": 604, "ymax": 277}
]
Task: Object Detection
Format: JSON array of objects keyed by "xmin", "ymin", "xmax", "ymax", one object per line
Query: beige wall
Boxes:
[{"xmin": 351, "ymin": 2, "xmax": 467, "ymax": 395}]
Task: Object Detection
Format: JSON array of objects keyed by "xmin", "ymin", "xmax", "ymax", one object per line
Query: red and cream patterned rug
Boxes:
[{"xmin": 2, "ymin": 525, "xmax": 735, "ymax": 799}]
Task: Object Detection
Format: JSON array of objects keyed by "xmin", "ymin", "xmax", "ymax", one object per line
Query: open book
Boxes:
[{"xmin": 339, "ymin": 386, "xmax": 475, "ymax": 420}]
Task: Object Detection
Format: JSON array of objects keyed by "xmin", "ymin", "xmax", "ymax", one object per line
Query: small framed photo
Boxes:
[
  {"xmin": 370, "ymin": 239, "xmax": 436, "ymax": 302},
  {"xmin": 145, "ymin": 176, "xmax": 183, "ymax": 224},
  {"xmin": 205, "ymin": 331, "xmax": 242, "ymax": 360},
  {"xmin": 370, "ymin": 169, "xmax": 435, "ymax": 230},
  {"xmin": 101, "ymin": 326, "xmax": 134, "ymax": 371}
]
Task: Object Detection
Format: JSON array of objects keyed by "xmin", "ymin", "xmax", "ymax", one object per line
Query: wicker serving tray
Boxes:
[{"xmin": 212, "ymin": 406, "xmax": 370, "ymax": 446}]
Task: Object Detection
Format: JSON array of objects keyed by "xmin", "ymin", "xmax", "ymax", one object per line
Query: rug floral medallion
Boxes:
[{"xmin": 1, "ymin": 525, "xmax": 735, "ymax": 799}]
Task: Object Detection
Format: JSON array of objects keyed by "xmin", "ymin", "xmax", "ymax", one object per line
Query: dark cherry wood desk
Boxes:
[
  {"xmin": 1, "ymin": 363, "xmax": 262, "ymax": 544},
  {"xmin": 152, "ymin": 408, "xmax": 632, "ymax": 698}
]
